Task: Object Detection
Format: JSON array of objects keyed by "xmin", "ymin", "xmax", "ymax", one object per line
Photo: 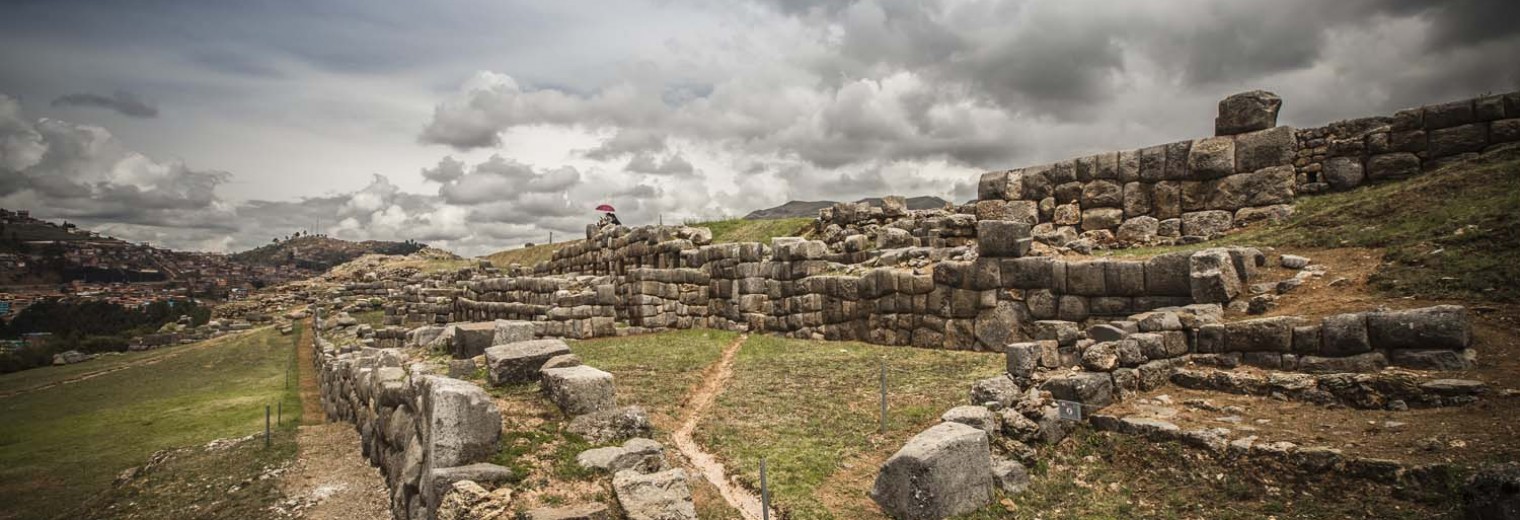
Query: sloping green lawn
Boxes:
[{"xmin": 0, "ymin": 324, "xmax": 301, "ymax": 520}]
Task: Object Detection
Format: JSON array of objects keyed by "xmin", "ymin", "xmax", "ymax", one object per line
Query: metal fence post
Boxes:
[
  {"xmin": 879, "ymin": 360, "xmax": 887, "ymax": 434},
  {"xmin": 265, "ymin": 405, "xmax": 271, "ymax": 448},
  {"xmin": 760, "ymin": 457, "xmax": 770, "ymax": 520}
]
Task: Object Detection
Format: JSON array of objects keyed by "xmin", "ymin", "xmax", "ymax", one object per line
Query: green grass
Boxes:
[
  {"xmin": 572, "ymin": 329, "xmax": 739, "ymax": 430},
  {"xmin": 690, "ymin": 218, "xmax": 814, "ymax": 244},
  {"xmin": 352, "ymin": 309, "xmax": 386, "ymax": 329},
  {"xmin": 0, "ymin": 341, "xmax": 203, "ymax": 397},
  {"xmin": 955, "ymin": 429, "xmax": 1460, "ymax": 520},
  {"xmin": 482, "ymin": 241, "xmax": 578, "ymax": 269},
  {"xmin": 1100, "ymin": 147, "xmax": 1520, "ymax": 302},
  {"xmin": 0, "ymin": 324, "xmax": 302, "ymax": 520},
  {"xmin": 694, "ymin": 335, "xmax": 1005, "ymax": 520}
]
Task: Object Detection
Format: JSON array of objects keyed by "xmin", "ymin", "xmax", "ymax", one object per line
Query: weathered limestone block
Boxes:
[
  {"xmin": 1081, "ymin": 180, "xmax": 1124, "ymax": 208},
  {"xmin": 577, "ymin": 438, "xmax": 667, "ymax": 474},
  {"xmin": 1390, "ymin": 349, "xmax": 1474, "ymax": 371},
  {"xmin": 1320, "ymin": 313, "xmax": 1371, "ymax": 357},
  {"xmin": 1189, "ymin": 249, "xmax": 1240, "ymax": 304},
  {"xmin": 1066, "ymin": 261, "xmax": 1107, "ymax": 296},
  {"xmin": 1188, "ymin": 136, "xmax": 1236, "ymax": 179},
  {"xmin": 1234, "ymin": 126, "xmax": 1296, "ymax": 172},
  {"xmin": 1366, "ymin": 153, "xmax": 1421, "ymax": 181},
  {"xmin": 1081, "ymin": 207, "xmax": 1123, "ymax": 231},
  {"xmin": 569, "ymin": 406, "xmax": 653, "ymax": 443},
  {"xmin": 1298, "ymin": 352, "xmax": 1388, "ymax": 374},
  {"xmin": 970, "ymin": 375, "xmax": 1020, "ymax": 408},
  {"xmin": 870, "ymin": 422, "xmax": 993, "ymax": 520},
  {"xmin": 1492, "ymin": 119, "xmax": 1520, "ymax": 144},
  {"xmin": 1152, "ymin": 181, "xmax": 1182, "ymax": 219},
  {"xmin": 1367, "ymin": 305, "xmax": 1471, "ymax": 350},
  {"xmin": 977, "ymin": 220, "xmax": 1032, "ymax": 258},
  {"xmin": 485, "ymin": 339, "xmax": 574, "ymax": 385},
  {"xmin": 613, "ymin": 469, "xmax": 697, "ymax": 520},
  {"xmin": 1043, "ymin": 372, "xmax": 1114, "ymax": 410},
  {"xmin": 423, "ymin": 378, "xmax": 504, "ymax": 468},
  {"xmin": 941, "ymin": 405, "xmax": 1000, "ymax": 435},
  {"xmin": 1116, "ymin": 216, "xmax": 1159, "ymax": 244},
  {"xmin": 1053, "ymin": 203, "xmax": 1081, "ymax": 225},
  {"xmin": 452, "ymin": 321, "xmax": 500, "ymax": 359},
  {"xmin": 1424, "ymin": 100, "xmax": 1475, "ymax": 130},
  {"xmin": 1005, "ymin": 342, "xmax": 1039, "ymax": 379},
  {"xmin": 1222, "ymin": 316, "xmax": 1297, "ymax": 353},
  {"xmin": 1428, "ymin": 123, "xmax": 1488, "ymax": 157},
  {"xmin": 493, "ymin": 320, "xmax": 536, "ymax": 345},
  {"xmin": 1216, "ymin": 90, "xmax": 1282, "ymax": 136},
  {"xmin": 542, "ymin": 366, "xmax": 616, "ymax": 416},
  {"xmin": 1180, "ymin": 210, "xmax": 1233, "ymax": 237},
  {"xmin": 1122, "ymin": 182, "xmax": 1152, "ymax": 217},
  {"xmin": 1207, "ymin": 166, "xmax": 1295, "ymax": 210},
  {"xmin": 1323, "ymin": 157, "xmax": 1365, "ymax": 190},
  {"xmin": 1144, "ymin": 251, "xmax": 1193, "ymax": 296}
]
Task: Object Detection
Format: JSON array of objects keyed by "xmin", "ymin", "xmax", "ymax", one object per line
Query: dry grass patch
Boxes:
[{"xmin": 694, "ymin": 335, "xmax": 1004, "ymax": 520}]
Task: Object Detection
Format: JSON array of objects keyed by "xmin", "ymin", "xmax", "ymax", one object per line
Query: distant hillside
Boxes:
[
  {"xmin": 743, "ymin": 196, "xmax": 948, "ymax": 220},
  {"xmin": 231, "ymin": 235, "xmax": 426, "ymax": 273}
]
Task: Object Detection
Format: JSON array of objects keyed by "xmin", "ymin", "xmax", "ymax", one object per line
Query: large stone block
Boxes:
[
  {"xmin": 1144, "ymin": 252, "xmax": 1193, "ymax": 296},
  {"xmin": 1066, "ymin": 261, "xmax": 1107, "ymax": 296},
  {"xmin": 870, "ymin": 422, "xmax": 993, "ymax": 520},
  {"xmin": 1188, "ymin": 249, "xmax": 1240, "ymax": 304},
  {"xmin": 1222, "ymin": 316, "xmax": 1297, "ymax": 353},
  {"xmin": 614, "ymin": 469, "xmax": 697, "ymax": 520},
  {"xmin": 1234, "ymin": 126, "xmax": 1296, "ymax": 172},
  {"xmin": 493, "ymin": 320, "xmax": 536, "ymax": 345},
  {"xmin": 1116, "ymin": 216, "xmax": 1159, "ymax": 244},
  {"xmin": 1180, "ymin": 211, "xmax": 1233, "ymax": 238},
  {"xmin": 1323, "ymin": 157, "xmax": 1365, "ymax": 191},
  {"xmin": 542, "ymin": 365, "xmax": 616, "ymax": 415},
  {"xmin": 1320, "ymin": 313, "xmax": 1371, "ymax": 357},
  {"xmin": 1366, "ymin": 153, "xmax": 1421, "ymax": 181},
  {"xmin": 485, "ymin": 339, "xmax": 574, "ymax": 385},
  {"xmin": 1424, "ymin": 100, "xmax": 1475, "ymax": 130},
  {"xmin": 1005, "ymin": 342, "xmax": 1040, "ymax": 379},
  {"xmin": 1104, "ymin": 261, "xmax": 1146, "ymax": 296},
  {"xmin": 1151, "ymin": 181, "xmax": 1181, "ymax": 219},
  {"xmin": 1298, "ymin": 352, "xmax": 1388, "ymax": 374},
  {"xmin": 1492, "ymin": 119, "xmax": 1520, "ymax": 144},
  {"xmin": 1081, "ymin": 208, "xmax": 1124, "ymax": 231},
  {"xmin": 1367, "ymin": 305, "xmax": 1471, "ymax": 350},
  {"xmin": 1428, "ymin": 123, "xmax": 1488, "ymax": 157},
  {"xmin": 1081, "ymin": 180, "xmax": 1124, "ymax": 207},
  {"xmin": 1122, "ymin": 182, "xmax": 1152, "ymax": 218},
  {"xmin": 979, "ymin": 170, "xmax": 1012, "ymax": 200},
  {"xmin": 1000, "ymin": 257, "xmax": 1053, "ymax": 289},
  {"xmin": 1207, "ymin": 166, "xmax": 1296, "ymax": 210},
  {"xmin": 1043, "ymin": 372, "xmax": 1114, "ymax": 410},
  {"xmin": 1189, "ymin": 136, "xmax": 1236, "ymax": 179},
  {"xmin": 423, "ymin": 377, "xmax": 504, "ymax": 468},
  {"xmin": 1139, "ymin": 145, "xmax": 1168, "ymax": 182},
  {"xmin": 451, "ymin": 321, "xmax": 499, "ymax": 359},
  {"xmin": 977, "ymin": 220, "xmax": 1032, "ymax": 258},
  {"xmin": 1216, "ymin": 90, "xmax": 1282, "ymax": 135}
]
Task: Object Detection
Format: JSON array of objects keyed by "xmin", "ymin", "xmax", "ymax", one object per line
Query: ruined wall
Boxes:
[
  {"xmin": 1297, "ymin": 91, "xmax": 1520, "ymax": 192},
  {"xmin": 314, "ymin": 342, "xmax": 506, "ymax": 520},
  {"xmin": 383, "ymin": 222, "xmax": 1251, "ymax": 352},
  {"xmin": 976, "ymin": 89, "xmax": 1520, "ymax": 247}
]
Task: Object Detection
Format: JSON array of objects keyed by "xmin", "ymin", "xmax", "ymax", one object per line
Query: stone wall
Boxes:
[
  {"xmin": 380, "ymin": 225, "xmax": 1260, "ymax": 352},
  {"xmin": 1298, "ymin": 91, "xmax": 1520, "ymax": 193},
  {"xmin": 314, "ymin": 341, "xmax": 508, "ymax": 520},
  {"xmin": 974, "ymin": 89, "xmax": 1520, "ymax": 248}
]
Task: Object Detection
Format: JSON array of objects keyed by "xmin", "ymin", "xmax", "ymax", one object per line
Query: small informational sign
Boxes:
[
  {"xmin": 1056, "ymin": 399, "xmax": 1083, "ymax": 421},
  {"xmin": 0, "ymin": 301, "xmax": 10, "ymax": 316}
]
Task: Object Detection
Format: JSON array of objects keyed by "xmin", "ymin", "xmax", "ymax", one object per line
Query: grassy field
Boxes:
[
  {"xmin": 484, "ymin": 241, "xmax": 578, "ymax": 269},
  {"xmin": 1101, "ymin": 147, "xmax": 1520, "ymax": 302},
  {"xmin": 955, "ymin": 428, "xmax": 1458, "ymax": 520},
  {"xmin": 573, "ymin": 329, "xmax": 740, "ymax": 429},
  {"xmin": 694, "ymin": 217, "xmax": 813, "ymax": 244},
  {"xmin": 0, "ymin": 324, "xmax": 302, "ymax": 520},
  {"xmin": 695, "ymin": 335, "xmax": 1005, "ymax": 520}
]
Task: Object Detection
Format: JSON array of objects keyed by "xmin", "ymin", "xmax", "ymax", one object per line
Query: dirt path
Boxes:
[
  {"xmin": 0, "ymin": 327, "xmax": 264, "ymax": 399},
  {"xmin": 672, "ymin": 334, "xmax": 773, "ymax": 520},
  {"xmin": 280, "ymin": 317, "xmax": 391, "ymax": 519}
]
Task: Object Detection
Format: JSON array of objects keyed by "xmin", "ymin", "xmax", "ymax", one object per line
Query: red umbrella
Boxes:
[{"xmin": 596, "ymin": 204, "xmax": 616, "ymax": 212}]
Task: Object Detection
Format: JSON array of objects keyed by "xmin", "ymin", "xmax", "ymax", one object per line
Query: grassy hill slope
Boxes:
[
  {"xmin": 483, "ymin": 218, "xmax": 814, "ymax": 269},
  {"xmin": 1108, "ymin": 144, "xmax": 1520, "ymax": 302},
  {"xmin": 231, "ymin": 235, "xmax": 425, "ymax": 272}
]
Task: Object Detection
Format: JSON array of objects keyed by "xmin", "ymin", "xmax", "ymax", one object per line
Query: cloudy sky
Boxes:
[{"xmin": 0, "ymin": 0, "xmax": 1515, "ymax": 256}]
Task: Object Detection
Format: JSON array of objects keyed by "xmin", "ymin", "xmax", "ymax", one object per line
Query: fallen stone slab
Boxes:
[
  {"xmin": 569, "ymin": 406, "xmax": 653, "ymax": 443},
  {"xmin": 451, "ymin": 321, "xmax": 499, "ymax": 358},
  {"xmin": 493, "ymin": 319, "xmax": 536, "ymax": 345},
  {"xmin": 941, "ymin": 405, "xmax": 999, "ymax": 436},
  {"xmin": 577, "ymin": 438, "xmax": 666, "ymax": 475},
  {"xmin": 542, "ymin": 365, "xmax": 616, "ymax": 416},
  {"xmin": 422, "ymin": 378, "xmax": 504, "ymax": 468},
  {"xmin": 528, "ymin": 503, "xmax": 613, "ymax": 520},
  {"xmin": 1367, "ymin": 305, "xmax": 1472, "ymax": 350},
  {"xmin": 871, "ymin": 422, "xmax": 993, "ymax": 520},
  {"xmin": 485, "ymin": 339, "xmax": 573, "ymax": 385},
  {"xmin": 1043, "ymin": 372, "xmax": 1115, "ymax": 412},
  {"xmin": 613, "ymin": 468, "xmax": 697, "ymax": 520}
]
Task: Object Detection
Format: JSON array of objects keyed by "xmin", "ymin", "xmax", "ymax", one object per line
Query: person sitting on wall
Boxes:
[{"xmin": 594, "ymin": 204, "xmax": 621, "ymax": 228}]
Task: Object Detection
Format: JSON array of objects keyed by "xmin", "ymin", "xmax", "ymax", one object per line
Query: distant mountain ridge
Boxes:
[{"xmin": 743, "ymin": 196, "xmax": 949, "ymax": 220}]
